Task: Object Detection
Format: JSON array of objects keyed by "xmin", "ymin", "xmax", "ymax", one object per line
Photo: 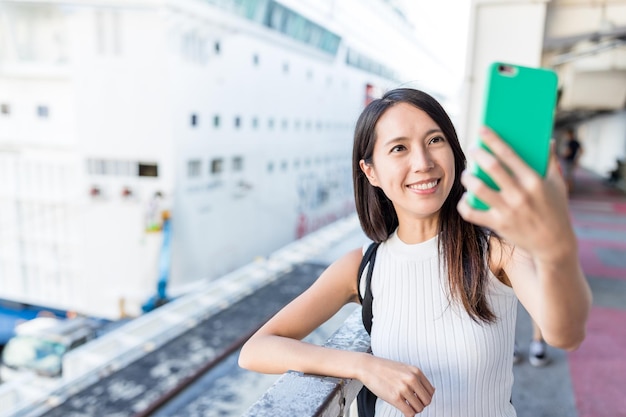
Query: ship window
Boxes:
[
  {"xmin": 1, "ymin": 104, "xmax": 9, "ymax": 115},
  {"xmin": 282, "ymin": 119, "xmax": 288, "ymax": 130},
  {"xmin": 305, "ymin": 120, "xmax": 311, "ymax": 130},
  {"xmin": 253, "ymin": 54, "xmax": 259, "ymax": 66},
  {"xmin": 268, "ymin": 118, "xmax": 274, "ymax": 129},
  {"xmin": 346, "ymin": 47, "xmax": 397, "ymax": 81},
  {"xmin": 138, "ymin": 163, "xmax": 158, "ymax": 177},
  {"xmin": 207, "ymin": 1, "xmax": 338, "ymax": 55},
  {"xmin": 95, "ymin": 159, "xmax": 105, "ymax": 175},
  {"xmin": 214, "ymin": 41, "xmax": 220, "ymax": 54},
  {"xmin": 211, "ymin": 158, "xmax": 224, "ymax": 174},
  {"xmin": 283, "ymin": 62, "xmax": 289, "ymax": 73},
  {"xmin": 294, "ymin": 159, "xmax": 300, "ymax": 169},
  {"xmin": 98, "ymin": 159, "xmax": 111, "ymax": 175},
  {"xmin": 316, "ymin": 121, "xmax": 322, "ymax": 130},
  {"xmin": 232, "ymin": 156, "xmax": 243, "ymax": 171},
  {"xmin": 234, "ymin": 116, "xmax": 241, "ymax": 128},
  {"xmin": 191, "ymin": 113, "xmax": 198, "ymax": 127},
  {"xmin": 188, "ymin": 160, "xmax": 202, "ymax": 177},
  {"xmin": 104, "ymin": 160, "xmax": 118, "ymax": 175},
  {"xmin": 252, "ymin": 117, "xmax": 259, "ymax": 129},
  {"xmin": 269, "ymin": 5, "xmax": 285, "ymax": 30},
  {"xmin": 37, "ymin": 105, "xmax": 49, "ymax": 118},
  {"xmin": 267, "ymin": 162, "xmax": 274, "ymax": 173},
  {"xmin": 87, "ymin": 159, "xmax": 98, "ymax": 175},
  {"xmin": 281, "ymin": 160, "xmax": 288, "ymax": 171},
  {"xmin": 285, "ymin": 12, "xmax": 305, "ymax": 39},
  {"xmin": 213, "ymin": 115, "xmax": 220, "ymax": 128},
  {"xmin": 306, "ymin": 70, "xmax": 313, "ymax": 79},
  {"xmin": 116, "ymin": 160, "xmax": 133, "ymax": 176}
]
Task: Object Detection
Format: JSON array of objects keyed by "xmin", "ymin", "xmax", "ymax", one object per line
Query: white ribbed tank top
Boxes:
[{"xmin": 360, "ymin": 231, "xmax": 518, "ymax": 417}]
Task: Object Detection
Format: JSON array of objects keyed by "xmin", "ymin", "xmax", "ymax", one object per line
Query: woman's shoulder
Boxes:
[
  {"xmin": 487, "ymin": 234, "xmax": 515, "ymax": 286},
  {"xmin": 327, "ymin": 246, "xmax": 368, "ymax": 303},
  {"xmin": 324, "ymin": 246, "xmax": 366, "ymax": 283}
]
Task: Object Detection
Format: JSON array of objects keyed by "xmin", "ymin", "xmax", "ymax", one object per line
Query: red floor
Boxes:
[
  {"xmin": 569, "ymin": 307, "xmax": 626, "ymax": 417},
  {"xmin": 567, "ymin": 170, "xmax": 626, "ymax": 416}
]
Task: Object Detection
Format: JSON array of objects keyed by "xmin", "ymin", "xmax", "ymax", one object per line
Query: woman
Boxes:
[{"xmin": 239, "ymin": 88, "xmax": 591, "ymax": 417}]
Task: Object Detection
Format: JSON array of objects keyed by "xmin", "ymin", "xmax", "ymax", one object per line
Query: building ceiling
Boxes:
[{"xmin": 543, "ymin": 0, "xmax": 626, "ymax": 126}]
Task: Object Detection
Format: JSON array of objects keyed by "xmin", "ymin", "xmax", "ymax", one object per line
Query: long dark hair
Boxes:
[{"xmin": 352, "ymin": 88, "xmax": 496, "ymax": 323}]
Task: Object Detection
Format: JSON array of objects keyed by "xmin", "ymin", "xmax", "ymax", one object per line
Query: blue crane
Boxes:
[{"xmin": 141, "ymin": 215, "xmax": 172, "ymax": 312}]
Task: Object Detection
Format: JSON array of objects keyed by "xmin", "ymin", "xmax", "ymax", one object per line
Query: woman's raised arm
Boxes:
[{"xmin": 458, "ymin": 127, "xmax": 592, "ymax": 350}]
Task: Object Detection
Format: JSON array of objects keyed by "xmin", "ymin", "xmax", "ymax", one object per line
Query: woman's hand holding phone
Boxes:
[
  {"xmin": 458, "ymin": 127, "xmax": 575, "ymax": 262},
  {"xmin": 466, "ymin": 62, "xmax": 558, "ymax": 210}
]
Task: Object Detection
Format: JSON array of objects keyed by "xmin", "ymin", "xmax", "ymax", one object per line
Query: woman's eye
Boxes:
[
  {"xmin": 390, "ymin": 145, "xmax": 406, "ymax": 153},
  {"xmin": 429, "ymin": 136, "xmax": 445, "ymax": 145}
]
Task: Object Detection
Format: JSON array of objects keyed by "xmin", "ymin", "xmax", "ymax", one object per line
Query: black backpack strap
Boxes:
[{"xmin": 357, "ymin": 242, "xmax": 379, "ymax": 335}]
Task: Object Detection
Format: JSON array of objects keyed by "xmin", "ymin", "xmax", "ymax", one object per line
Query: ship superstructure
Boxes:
[{"xmin": 0, "ymin": 0, "xmax": 448, "ymax": 318}]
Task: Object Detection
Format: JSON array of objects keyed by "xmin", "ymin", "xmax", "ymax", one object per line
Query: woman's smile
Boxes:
[{"xmin": 406, "ymin": 178, "xmax": 441, "ymax": 193}]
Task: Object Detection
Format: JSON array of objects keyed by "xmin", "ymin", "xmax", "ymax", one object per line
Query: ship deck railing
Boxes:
[
  {"xmin": 0, "ymin": 215, "xmax": 361, "ymax": 417},
  {"xmin": 241, "ymin": 308, "xmax": 370, "ymax": 417}
]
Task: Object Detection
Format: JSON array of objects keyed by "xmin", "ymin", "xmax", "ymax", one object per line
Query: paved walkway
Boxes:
[{"xmin": 512, "ymin": 168, "xmax": 626, "ymax": 417}]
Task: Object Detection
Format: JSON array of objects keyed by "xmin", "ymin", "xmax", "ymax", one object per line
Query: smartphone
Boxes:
[{"xmin": 467, "ymin": 62, "xmax": 558, "ymax": 210}]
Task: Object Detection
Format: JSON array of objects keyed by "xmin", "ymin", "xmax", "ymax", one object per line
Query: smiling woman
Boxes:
[
  {"xmin": 358, "ymin": 102, "xmax": 455, "ymax": 224},
  {"xmin": 239, "ymin": 87, "xmax": 591, "ymax": 417}
]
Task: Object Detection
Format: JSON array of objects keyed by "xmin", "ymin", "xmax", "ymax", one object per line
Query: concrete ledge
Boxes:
[
  {"xmin": 0, "ymin": 215, "xmax": 362, "ymax": 417},
  {"xmin": 242, "ymin": 308, "xmax": 371, "ymax": 417}
]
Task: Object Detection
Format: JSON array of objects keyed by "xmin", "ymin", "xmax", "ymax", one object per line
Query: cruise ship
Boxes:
[{"xmin": 0, "ymin": 0, "xmax": 450, "ymax": 319}]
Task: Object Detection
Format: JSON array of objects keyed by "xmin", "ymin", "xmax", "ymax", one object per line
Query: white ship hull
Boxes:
[{"xmin": 0, "ymin": 0, "xmax": 449, "ymax": 318}]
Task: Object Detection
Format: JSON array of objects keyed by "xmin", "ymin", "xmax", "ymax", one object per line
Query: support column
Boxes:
[{"xmin": 458, "ymin": 0, "xmax": 551, "ymax": 149}]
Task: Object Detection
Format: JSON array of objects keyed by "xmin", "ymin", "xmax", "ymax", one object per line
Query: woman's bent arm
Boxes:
[
  {"xmin": 238, "ymin": 247, "xmax": 436, "ymax": 417},
  {"xmin": 238, "ymin": 247, "xmax": 363, "ymax": 375}
]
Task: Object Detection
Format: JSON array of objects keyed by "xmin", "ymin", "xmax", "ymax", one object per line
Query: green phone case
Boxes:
[{"xmin": 467, "ymin": 62, "xmax": 558, "ymax": 210}]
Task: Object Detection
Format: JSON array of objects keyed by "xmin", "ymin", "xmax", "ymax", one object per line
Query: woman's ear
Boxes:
[{"xmin": 359, "ymin": 159, "xmax": 379, "ymax": 187}]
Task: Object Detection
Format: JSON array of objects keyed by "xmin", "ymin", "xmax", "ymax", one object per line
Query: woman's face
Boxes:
[{"xmin": 360, "ymin": 103, "xmax": 455, "ymax": 223}]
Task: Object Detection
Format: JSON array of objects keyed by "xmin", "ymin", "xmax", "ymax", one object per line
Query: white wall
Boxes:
[{"xmin": 578, "ymin": 111, "xmax": 626, "ymax": 178}]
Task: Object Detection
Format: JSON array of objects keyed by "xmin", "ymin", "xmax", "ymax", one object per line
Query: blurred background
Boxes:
[
  {"xmin": 0, "ymin": 0, "xmax": 625, "ymax": 416},
  {"xmin": 0, "ymin": 0, "xmax": 463, "ymax": 322}
]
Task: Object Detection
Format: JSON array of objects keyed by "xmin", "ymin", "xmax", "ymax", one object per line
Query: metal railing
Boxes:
[
  {"xmin": 242, "ymin": 308, "xmax": 371, "ymax": 417},
  {"xmin": 0, "ymin": 215, "xmax": 362, "ymax": 417}
]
